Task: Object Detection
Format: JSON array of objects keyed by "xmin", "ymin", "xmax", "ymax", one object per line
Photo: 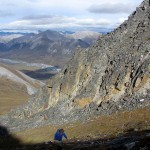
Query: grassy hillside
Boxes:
[
  {"xmin": 14, "ymin": 107, "xmax": 150, "ymax": 144},
  {"xmin": 0, "ymin": 64, "xmax": 44, "ymax": 115},
  {"xmin": 0, "ymin": 78, "xmax": 29, "ymax": 115}
]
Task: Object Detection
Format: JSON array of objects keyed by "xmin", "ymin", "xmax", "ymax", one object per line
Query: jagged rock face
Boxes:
[
  {"xmin": 48, "ymin": 0, "xmax": 150, "ymax": 107},
  {"xmin": 0, "ymin": 0, "xmax": 150, "ymax": 131}
]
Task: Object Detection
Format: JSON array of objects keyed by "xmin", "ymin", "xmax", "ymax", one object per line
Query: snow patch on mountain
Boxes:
[
  {"xmin": 0, "ymin": 34, "xmax": 23, "ymax": 43},
  {"xmin": 68, "ymin": 31, "xmax": 101, "ymax": 40}
]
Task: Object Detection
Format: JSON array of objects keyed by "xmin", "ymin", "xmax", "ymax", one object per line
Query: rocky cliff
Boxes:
[{"xmin": 0, "ymin": 0, "xmax": 150, "ymax": 132}]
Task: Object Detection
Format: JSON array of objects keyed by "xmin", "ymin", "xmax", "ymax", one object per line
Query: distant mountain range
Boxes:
[
  {"xmin": 0, "ymin": 30, "xmax": 101, "ymax": 67},
  {"xmin": 0, "ymin": 31, "xmax": 28, "ymax": 36},
  {"xmin": 67, "ymin": 31, "xmax": 101, "ymax": 45}
]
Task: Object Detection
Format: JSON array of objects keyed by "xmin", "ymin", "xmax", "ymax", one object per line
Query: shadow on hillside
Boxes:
[
  {"xmin": 0, "ymin": 125, "xmax": 22, "ymax": 149},
  {"xmin": 0, "ymin": 125, "xmax": 150, "ymax": 150},
  {"xmin": 21, "ymin": 69, "xmax": 56, "ymax": 80}
]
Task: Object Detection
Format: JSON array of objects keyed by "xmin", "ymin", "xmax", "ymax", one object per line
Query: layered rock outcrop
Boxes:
[
  {"xmin": 47, "ymin": 0, "xmax": 150, "ymax": 115},
  {"xmin": 0, "ymin": 0, "xmax": 149, "ymax": 131}
]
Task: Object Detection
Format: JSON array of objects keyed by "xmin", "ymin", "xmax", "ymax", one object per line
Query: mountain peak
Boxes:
[
  {"xmin": 136, "ymin": 0, "xmax": 150, "ymax": 15},
  {"xmin": 140, "ymin": 0, "xmax": 150, "ymax": 8}
]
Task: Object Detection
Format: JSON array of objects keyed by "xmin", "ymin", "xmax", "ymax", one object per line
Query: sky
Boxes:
[{"xmin": 0, "ymin": 0, "xmax": 143, "ymax": 33}]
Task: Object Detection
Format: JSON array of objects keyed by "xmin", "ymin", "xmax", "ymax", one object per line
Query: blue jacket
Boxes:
[{"xmin": 54, "ymin": 129, "xmax": 67, "ymax": 141}]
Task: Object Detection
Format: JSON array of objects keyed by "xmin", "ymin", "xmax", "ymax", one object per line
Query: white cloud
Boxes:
[
  {"xmin": 118, "ymin": 17, "xmax": 128, "ymax": 24},
  {"xmin": 0, "ymin": 0, "xmax": 143, "ymax": 31},
  {"xmin": 0, "ymin": 11, "xmax": 14, "ymax": 18},
  {"xmin": 88, "ymin": 2, "xmax": 138, "ymax": 14},
  {"xmin": 0, "ymin": 15, "xmax": 111, "ymax": 30}
]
